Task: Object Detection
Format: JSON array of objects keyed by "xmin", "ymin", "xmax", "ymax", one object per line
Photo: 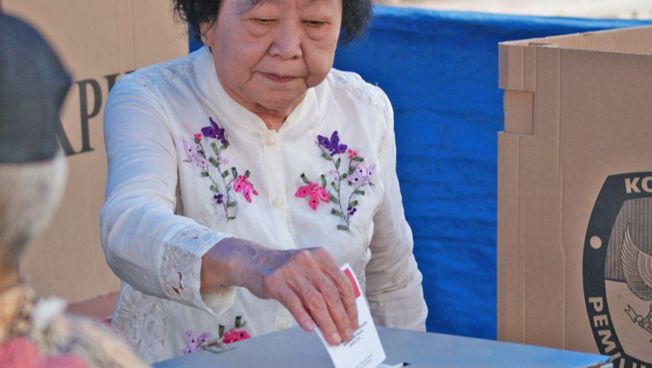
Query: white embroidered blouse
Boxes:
[{"xmin": 101, "ymin": 46, "xmax": 428, "ymax": 363}]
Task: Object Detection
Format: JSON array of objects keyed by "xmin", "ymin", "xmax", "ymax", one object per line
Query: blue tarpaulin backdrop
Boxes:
[{"xmin": 190, "ymin": 7, "xmax": 650, "ymax": 340}]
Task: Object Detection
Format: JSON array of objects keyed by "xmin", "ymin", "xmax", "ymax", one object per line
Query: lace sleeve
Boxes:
[{"xmin": 101, "ymin": 74, "xmax": 235, "ymax": 314}]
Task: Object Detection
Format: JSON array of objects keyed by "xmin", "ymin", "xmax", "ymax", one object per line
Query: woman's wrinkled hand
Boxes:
[{"xmin": 200, "ymin": 238, "xmax": 358, "ymax": 346}]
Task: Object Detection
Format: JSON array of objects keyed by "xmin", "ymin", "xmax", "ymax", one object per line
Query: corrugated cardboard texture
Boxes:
[
  {"xmin": 498, "ymin": 25, "xmax": 652, "ymax": 362},
  {"xmin": 504, "ymin": 25, "xmax": 652, "ymax": 55},
  {"xmin": 3, "ymin": 0, "xmax": 188, "ymax": 302}
]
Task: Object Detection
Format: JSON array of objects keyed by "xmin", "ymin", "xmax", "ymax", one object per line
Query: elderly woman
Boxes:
[
  {"xmin": 101, "ymin": 0, "xmax": 428, "ymax": 362},
  {"xmin": 0, "ymin": 14, "xmax": 146, "ymax": 367}
]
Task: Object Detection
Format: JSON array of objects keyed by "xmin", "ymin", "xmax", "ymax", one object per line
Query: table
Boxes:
[{"xmin": 154, "ymin": 327, "xmax": 611, "ymax": 368}]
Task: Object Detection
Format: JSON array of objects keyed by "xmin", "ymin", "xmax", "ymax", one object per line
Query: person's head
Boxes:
[
  {"xmin": 173, "ymin": 0, "xmax": 372, "ymax": 122},
  {"xmin": 0, "ymin": 14, "xmax": 71, "ymax": 273}
]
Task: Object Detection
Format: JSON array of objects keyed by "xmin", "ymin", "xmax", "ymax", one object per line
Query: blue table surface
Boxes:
[{"xmin": 153, "ymin": 326, "xmax": 610, "ymax": 368}]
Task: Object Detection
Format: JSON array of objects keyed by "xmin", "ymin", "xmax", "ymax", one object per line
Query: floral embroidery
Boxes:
[
  {"xmin": 233, "ymin": 175, "xmax": 258, "ymax": 203},
  {"xmin": 184, "ymin": 117, "xmax": 258, "ymax": 221},
  {"xmin": 216, "ymin": 316, "xmax": 251, "ymax": 344},
  {"xmin": 182, "ymin": 316, "xmax": 251, "ymax": 355},
  {"xmin": 295, "ymin": 182, "xmax": 329, "ymax": 210},
  {"xmin": 317, "ymin": 131, "xmax": 348, "ymax": 155},
  {"xmin": 181, "ymin": 331, "xmax": 209, "ymax": 355},
  {"xmin": 296, "ymin": 130, "xmax": 374, "ymax": 231}
]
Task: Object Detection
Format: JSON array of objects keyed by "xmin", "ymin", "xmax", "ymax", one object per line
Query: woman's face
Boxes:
[{"xmin": 204, "ymin": 0, "xmax": 343, "ymax": 118}]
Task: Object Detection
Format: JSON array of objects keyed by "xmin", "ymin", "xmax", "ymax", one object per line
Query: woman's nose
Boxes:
[{"xmin": 269, "ymin": 21, "xmax": 303, "ymax": 60}]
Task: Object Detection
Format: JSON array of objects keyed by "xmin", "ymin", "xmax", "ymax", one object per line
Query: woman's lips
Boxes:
[{"xmin": 264, "ymin": 73, "xmax": 296, "ymax": 83}]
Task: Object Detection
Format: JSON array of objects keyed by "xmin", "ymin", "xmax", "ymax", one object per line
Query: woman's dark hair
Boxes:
[{"xmin": 173, "ymin": 0, "xmax": 372, "ymax": 44}]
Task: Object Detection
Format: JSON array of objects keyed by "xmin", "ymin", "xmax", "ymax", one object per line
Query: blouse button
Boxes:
[
  {"xmin": 264, "ymin": 136, "xmax": 276, "ymax": 145},
  {"xmin": 275, "ymin": 318, "xmax": 291, "ymax": 330},
  {"xmin": 271, "ymin": 197, "xmax": 283, "ymax": 208}
]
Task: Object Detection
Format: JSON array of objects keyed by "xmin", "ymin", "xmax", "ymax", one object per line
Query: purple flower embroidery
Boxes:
[
  {"xmin": 183, "ymin": 140, "xmax": 209, "ymax": 170},
  {"xmin": 348, "ymin": 163, "xmax": 375, "ymax": 186},
  {"xmin": 213, "ymin": 193, "xmax": 224, "ymax": 205},
  {"xmin": 317, "ymin": 131, "xmax": 347, "ymax": 156},
  {"xmin": 183, "ymin": 140, "xmax": 199, "ymax": 160},
  {"xmin": 201, "ymin": 117, "xmax": 227, "ymax": 145},
  {"xmin": 182, "ymin": 331, "xmax": 209, "ymax": 355}
]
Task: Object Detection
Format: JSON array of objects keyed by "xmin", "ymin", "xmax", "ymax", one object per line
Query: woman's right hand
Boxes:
[{"xmin": 200, "ymin": 237, "xmax": 358, "ymax": 346}]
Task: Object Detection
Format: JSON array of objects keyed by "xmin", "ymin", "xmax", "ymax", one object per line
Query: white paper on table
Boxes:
[{"xmin": 315, "ymin": 263, "xmax": 386, "ymax": 368}]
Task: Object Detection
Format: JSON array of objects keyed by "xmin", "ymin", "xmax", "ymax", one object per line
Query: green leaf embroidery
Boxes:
[
  {"xmin": 210, "ymin": 185, "xmax": 219, "ymax": 193},
  {"xmin": 227, "ymin": 202, "xmax": 237, "ymax": 208},
  {"xmin": 349, "ymin": 200, "xmax": 359, "ymax": 207},
  {"xmin": 353, "ymin": 189, "xmax": 365, "ymax": 195},
  {"xmin": 221, "ymin": 170, "xmax": 229, "ymax": 178},
  {"xmin": 335, "ymin": 157, "xmax": 341, "ymax": 169},
  {"xmin": 320, "ymin": 175, "xmax": 327, "ymax": 188},
  {"xmin": 300, "ymin": 173, "xmax": 310, "ymax": 184},
  {"xmin": 329, "ymin": 195, "xmax": 340, "ymax": 204},
  {"xmin": 209, "ymin": 157, "xmax": 219, "ymax": 168},
  {"xmin": 331, "ymin": 209, "xmax": 344, "ymax": 218},
  {"xmin": 235, "ymin": 316, "xmax": 242, "ymax": 328},
  {"xmin": 201, "ymin": 171, "xmax": 210, "ymax": 177},
  {"xmin": 321, "ymin": 152, "xmax": 333, "ymax": 161},
  {"xmin": 210, "ymin": 142, "xmax": 220, "ymax": 154},
  {"xmin": 337, "ymin": 225, "xmax": 349, "ymax": 231},
  {"xmin": 231, "ymin": 167, "xmax": 238, "ymax": 179},
  {"xmin": 351, "ymin": 156, "xmax": 364, "ymax": 163}
]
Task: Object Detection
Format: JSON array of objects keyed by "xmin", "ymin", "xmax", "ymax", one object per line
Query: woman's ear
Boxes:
[{"xmin": 199, "ymin": 22, "xmax": 214, "ymax": 47}]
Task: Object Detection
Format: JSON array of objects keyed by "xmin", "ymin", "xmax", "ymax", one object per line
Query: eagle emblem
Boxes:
[{"xmin": 621, "ymin": 226, "xmax": 652, "ymax": 339}]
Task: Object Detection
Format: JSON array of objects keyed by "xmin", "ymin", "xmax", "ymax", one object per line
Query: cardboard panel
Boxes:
[
  {"xmin": 497, "ymin": 132, "xmax": 525, "ymax": 343},
  {"xmin": 503, "ymin": 90, "xmax": 534, "ymax": 134},
  {"xmin": 2, "ymin": 0, "xmax": 187, "ymax": 302},
  {"xmin": 499, "ymin": 25, "xmax": 652, "ymax": 366},
  {"xmin": 505, "ymin": 26, "xmax": 652, "ymax": 55},
  {"xmin": 520, "ymin": 46, "xmax": 566, "ymax": 348}
]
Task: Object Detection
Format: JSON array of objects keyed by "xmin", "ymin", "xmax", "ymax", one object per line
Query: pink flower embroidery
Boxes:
[
  {"xmin": 193, "ymin": 133, "xmax": 202, "ymax": 142},
  {"xmin": 234, "ymin": 175, "xmax": 258, "ymax": 203},
  {"xmin": 347, "ymin": 149, "xmax": 358, "ymax": 160},
  {"xmin": 222, "ymin": 328, "xmax": 251, "ymax": 344},
  {"xmin": 295, "ymin": 182, "xmax": 329, "ymax": 210}
]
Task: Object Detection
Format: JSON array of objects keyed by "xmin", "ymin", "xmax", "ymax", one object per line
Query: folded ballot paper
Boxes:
[{"xmin": 315, "ymin": 264, "xmax": 386, "ymax": 368}]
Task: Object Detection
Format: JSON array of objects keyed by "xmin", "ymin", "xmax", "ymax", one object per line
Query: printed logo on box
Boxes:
[{"xmin": 584, "ymin": 173, "xmax": 652, "ymax": 367}]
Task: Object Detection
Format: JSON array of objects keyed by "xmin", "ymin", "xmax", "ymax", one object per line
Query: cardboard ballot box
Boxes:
[
  {"xmin": 0, "ymin": 1, "xmax": 187, "ymax": 305},
  {"xmin": 154, "ymin": 327, "xmax": 610, "ymax": 368},
  {"xmin": 498, "ymin": 26, "xmax": 652, "ymax": 366}
]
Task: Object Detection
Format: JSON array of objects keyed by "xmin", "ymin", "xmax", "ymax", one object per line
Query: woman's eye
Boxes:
[
  {"xmin": 303, "ymin": 20, "xmax": 326, "ymax": 28},
  {"xmin": 254, "ymin": 18, "xmax": 276, "ymax": 25}
]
